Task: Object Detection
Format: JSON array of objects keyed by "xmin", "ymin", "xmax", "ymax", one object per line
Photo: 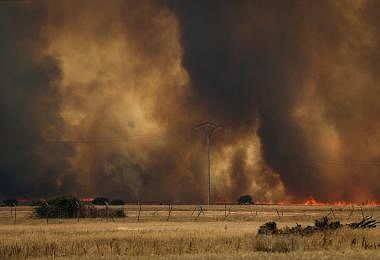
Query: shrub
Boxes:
[
  {"xmin": 92, "ymin": 197, "xmax": 109, "ymax": 205},
  {"xmin": 33, "ymin": 195, "xmax": 126, "ymax": 219},
  {"xmin": 29, "ymin": 200, "xmax": 44, "ymax": 206},
  {"xmin": 111, "ymin": 208, "xmax": 126, "ymax": 217},
  {"xmin": 78, "ymin": 204, "xmax": 126, "ymax": 218},
  {"xmin": 34, "ymin": 195, "xmax": 80, "ymax": 218},
  {"xmin": 238, "ymin": 195, "xmax": 253, "ymax": 205},
  {"xmin": 3, "ymin": 199, "xmax": 18, "ymax": 206}
]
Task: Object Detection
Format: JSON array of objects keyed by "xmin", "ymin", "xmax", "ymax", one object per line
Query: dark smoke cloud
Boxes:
[
  {"xmin": 2, "ymin": 0, "xmax": 380, "ymax": 202},
  {"xmin": 0, "ymin": 3, "xmax": 76, "ymax": 198},
  {"xmin": 169, "ymin": 0, "xmax": 321, "ymax": 200},
  {"xmin": 170, "ymin": 0, "xmax": 380, "ymax": 201}
]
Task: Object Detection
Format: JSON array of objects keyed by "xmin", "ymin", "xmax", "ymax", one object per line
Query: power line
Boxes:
[
  {"xmin": 17, "ymin": 131, "xmax": 380, "ymax": 167},
  {"xmin": 43, "ymin": 133, "xmax": 173, "ymax": 144}
]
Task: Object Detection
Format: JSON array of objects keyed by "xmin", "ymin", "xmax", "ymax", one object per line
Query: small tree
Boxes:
[
  {"xmin": 238, "ymin": 195, "xmax": 254, "ymax": 205},
  {"xmin": 92, "ymin": 197, "xmax": 109, "ymax": 205},
  {"xmin": 3, "ymin": 199, "xmax": 18, "ymax": 206}
]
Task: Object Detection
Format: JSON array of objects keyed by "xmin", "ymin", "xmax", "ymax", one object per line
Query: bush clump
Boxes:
[
  {"xmin": 92, "ymin": 197, "xmax": 110, "ymax": 205},
  {"xmin": 34, "ymin": 195, "xmax": 126, "ymax": 219},
  {"xmin": 2, "ymin": 199, "xmax": 18, "ymax": 206},
  {"xmin": 238, "ymin": 195, "xmax": 254, "ymax": 205},
  {"xmin": 34, "ymin": 195, "xmax": 80, "ymax": 218},
  {"xmin": 75, "ymin": 204, "xmax": 126, "ymax": 218}
]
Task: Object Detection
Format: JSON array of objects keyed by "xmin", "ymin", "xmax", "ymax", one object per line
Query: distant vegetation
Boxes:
[
  {"xmin": 2, "ymin": 199, "xmax": 18, "ymax": 206},
  {"xmin": 92, "ymin": 197, "xmax": 110, "ymax": 205},
  {"xmin": 33, "ymin": 195, "xmax": 125, "ymax": 219},
  {"xmin": 110, "ymin": 199, "xmax": 125, "ymax": 205},
  {"xmin": 33, "ymin": 195, "xmax": 79, "ymax": 218},
  {"xmin": 238, "ymin": 195, "xmax": 253, "ymax": 204}
]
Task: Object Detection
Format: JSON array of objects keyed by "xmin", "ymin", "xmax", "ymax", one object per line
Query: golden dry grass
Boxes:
[{"xmin": 0, "ymin": 205, "xmax": 379, "ymax": 259}]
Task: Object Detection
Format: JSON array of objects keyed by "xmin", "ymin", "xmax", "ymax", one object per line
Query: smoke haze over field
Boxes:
[{"xmin": 1, "ymin": 0, "xmax": 380, "ymax": 202}]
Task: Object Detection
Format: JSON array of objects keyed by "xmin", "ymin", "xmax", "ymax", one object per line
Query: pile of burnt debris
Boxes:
[{"xmin": 258, "ymin": 216, "xmax": 379, "ymax": 236}]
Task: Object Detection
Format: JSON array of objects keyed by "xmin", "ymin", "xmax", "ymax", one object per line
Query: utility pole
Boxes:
[{"xmin": 195, "ymin": 121, "xmax": 222, "ymax": 205}]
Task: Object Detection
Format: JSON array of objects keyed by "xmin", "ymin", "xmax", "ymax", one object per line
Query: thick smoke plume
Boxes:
[
  {"xmin": 170, "ymin": 0, "xmax": 380, "ymax": 202},
  {"xmin": 1, "ymin": 0, "xmax": 380, "ymax": 202},
  {"xmin": 0, "ymin": 2, "xmax": 76, "ymax": 197}
]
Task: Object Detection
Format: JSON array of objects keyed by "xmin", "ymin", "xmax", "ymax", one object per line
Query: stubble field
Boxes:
[{"xmin": 0, "ymin": 204, "xmax": 380, "ymax": 259}]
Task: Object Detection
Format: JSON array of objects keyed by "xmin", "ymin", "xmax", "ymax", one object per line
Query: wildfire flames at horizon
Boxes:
[{"xmin": 1, "ymin": 0, "xmax": 380, "ymax": 203}]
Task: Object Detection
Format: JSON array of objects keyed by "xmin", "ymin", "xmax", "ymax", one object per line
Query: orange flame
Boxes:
[
  {"xmin": 303, "ymin": 198, "xmax": 380, "ymax": 206},
  {"xmin": 80, "ymin": 197, "xmax": 94, "ymax": 203},
  {"xmin": 254, "ymin": 198, "xmax": 380, "ymax": 206}
]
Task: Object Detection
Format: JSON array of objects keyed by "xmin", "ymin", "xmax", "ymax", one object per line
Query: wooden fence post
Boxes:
[
  {"xmin": 13, "ymin": 204, "xmax": 16, "ymax": 224},
  {"xmin": 106, "ymin": 203, "xmax": 109, "ymax": 221},
  {"xmin": 329, "ymin": 208, "xmax": 336, "ymax": 219},
  {"xmin": 360, "ymin": 206, "xmax": 365, "ymax": 219},
  {"xmin": 276, "ymin": 209, "xmax": 280, "ymax": 218},
  {"xmin": 347, "ymin": 205, "xmax": 354, "ymax": 220},
  {"xmin": 45, "ymin": 202, "xmax": 49, "ymax": 224},
  {"xmin": 166, "ymin": 204, "xmax": 172, "ymax": 221},
  {"xmin": 137, "ymin": 201, "xmax": 141, "ymax": 222},
  {"xmin": 76, "ymin": 201, "xmax": 80, "ymax": 222}
]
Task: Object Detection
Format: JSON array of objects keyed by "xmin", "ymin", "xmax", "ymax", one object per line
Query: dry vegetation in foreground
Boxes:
[{"xmin": 0, "ymin": 205, "xmax": 380, "ymax": 259}]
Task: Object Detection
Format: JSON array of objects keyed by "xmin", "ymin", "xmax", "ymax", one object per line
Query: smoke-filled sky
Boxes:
[{"xmin": 1, "ymin": 0, "xmax": 380, "ymax": 203}]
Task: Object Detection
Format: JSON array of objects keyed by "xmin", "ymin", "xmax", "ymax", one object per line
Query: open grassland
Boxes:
[{"xmin": 0, "ymin": 205, "xmax": 380, "ymax": 259}]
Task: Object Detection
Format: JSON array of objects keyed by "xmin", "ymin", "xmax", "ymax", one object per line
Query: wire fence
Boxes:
[{"xmin": 1, "ymin": 204, "xmax": 379, "ymax": 225}]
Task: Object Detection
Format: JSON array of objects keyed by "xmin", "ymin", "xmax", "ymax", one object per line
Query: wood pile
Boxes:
[
  {"xmin": 315, "ymin": 216, "xmax": 342, "ymax": 230},
  {"xmin": 258, "ymin": 215, "xmax": 379, "ymax": 236},
  {"xmin": 348, "ymin": 216, "xmax": 379, "ymax": 229}
]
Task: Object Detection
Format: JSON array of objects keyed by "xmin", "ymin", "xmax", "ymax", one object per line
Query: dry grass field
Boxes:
[{"xmin": 0, "ymin": 204, "xmax": 380, "ymax": 259}]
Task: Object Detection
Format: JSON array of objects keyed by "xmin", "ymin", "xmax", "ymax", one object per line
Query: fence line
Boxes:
[{"xmin": 2, "ymin": 204, "xmax": 379, "ymax": 224}]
